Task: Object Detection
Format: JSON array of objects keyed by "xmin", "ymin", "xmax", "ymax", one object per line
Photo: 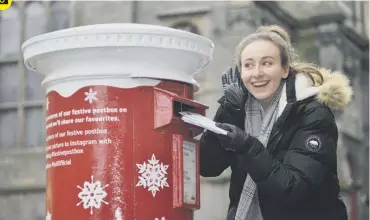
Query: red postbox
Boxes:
[{"xmin": 22, "ymin": 24, "xmax": 214, "ymax": 220}]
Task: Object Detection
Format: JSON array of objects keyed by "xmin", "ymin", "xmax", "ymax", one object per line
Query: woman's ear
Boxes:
[{"xmin": 282, "ymin": 67, "xmax": 290, "ymax": 79}]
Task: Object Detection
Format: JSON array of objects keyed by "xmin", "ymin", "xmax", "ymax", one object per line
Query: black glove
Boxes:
[
  {"xmin": 219, "ymin": 66, "xmax": 246, "ymax": 123},
  {"xmin": 221, "ymin": 66, "xmax": 239, "ymax": 89},
  {"xmin": 221, "ymin": 65, "xmax": 248, "ymax": 94},
  {"xmin": 215, "ymin": 123, "xmax": 251, "ymax": 154}
]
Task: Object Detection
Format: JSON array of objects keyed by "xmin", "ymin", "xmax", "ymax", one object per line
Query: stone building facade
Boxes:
[{"xmin": 0, "ymin": 1, "xmax": 368, "ymax": 220}]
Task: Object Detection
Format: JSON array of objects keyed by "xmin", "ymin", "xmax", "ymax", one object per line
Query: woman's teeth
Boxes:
[{"xmin": 252, "ymin": 81, "xmax": 269, "ymax": 87}]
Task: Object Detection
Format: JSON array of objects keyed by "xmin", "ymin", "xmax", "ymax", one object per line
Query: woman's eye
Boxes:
[
  {"xmin": 244, "ymin": 63, "xmax": 252, "ymax": 68},
  {"xmin": 263, "ymin": 62, "xmax": 272, "ymax": 66}
]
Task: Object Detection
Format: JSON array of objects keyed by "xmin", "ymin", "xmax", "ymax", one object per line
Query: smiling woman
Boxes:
[
  {"xmin": 199, "ymin": 24, "xmax": 352, "ymax": 220},
  {"xmin": 239, "ymin": 40, "xmax": 288, "ymax": 108},
  {"xmin": 234, "ymin": 25, "xmax": 327, "ymax": 109}
]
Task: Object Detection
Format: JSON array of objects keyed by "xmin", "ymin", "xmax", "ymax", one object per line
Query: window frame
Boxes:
[{"xmin": 0, "ymin": 1, "xmax": 72, "ymax": 149}]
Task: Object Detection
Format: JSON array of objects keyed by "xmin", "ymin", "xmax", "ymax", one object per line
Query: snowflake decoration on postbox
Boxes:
[
  {"xmin": 45, "ymin": 211, "xmax": 52, "ymax": 220},
  {"xmin": 76, "ymin": 175, "xmax": 109, "ymax": 215},
  {"xmin": 136, "ymin": 154, "xmax": 169, "ymax": 197},
  {"xmin": 154, "ymin": 217, "xmax": 166, "ymax": 220},
  {"xmin": 84, "ymin": 88, "xmax": 98, "ymax": 104},
  {"xmin": 115, "ymin": 207, "xmax": 123, "ymax": 220}
]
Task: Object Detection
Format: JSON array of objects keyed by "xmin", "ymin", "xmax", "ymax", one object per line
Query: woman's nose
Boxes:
[{"xmin": 252, "ymin": 65, "xmax": 263, "ymax": 77}]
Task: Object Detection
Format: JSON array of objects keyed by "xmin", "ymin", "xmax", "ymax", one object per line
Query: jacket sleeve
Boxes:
[
  {"xmin": 199, "ymin": 105, "xmax": 236, "ymax": 177},
  {"xmin": 241, "ymin": 107, "xmax": 338, "ymax": 204}
]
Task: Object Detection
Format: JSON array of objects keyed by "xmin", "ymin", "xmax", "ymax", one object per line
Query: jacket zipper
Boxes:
[
  {"xmin": 266, "ymin": 104, "xmax": 294, "ymax": 153},
  {"xmin": 266, "ymin": 126, "xmax": 281, "ymax": 153}
]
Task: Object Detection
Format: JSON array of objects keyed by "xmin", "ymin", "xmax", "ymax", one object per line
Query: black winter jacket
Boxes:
[{"xmin": 199, "ymin": 70, "xmax": 352, "ymax": 220}]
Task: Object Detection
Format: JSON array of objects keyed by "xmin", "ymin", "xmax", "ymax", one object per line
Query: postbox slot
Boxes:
[
  {"xmin": 173, "ymin": 100, "xmax": 196, "ymax": 118},
  {"xmin": 154, "ymin": 87, "xmax": 208, "ymax": 129}
]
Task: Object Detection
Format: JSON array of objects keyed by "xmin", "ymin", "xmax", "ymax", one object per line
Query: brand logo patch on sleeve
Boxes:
[{"xmin": 305, "ymin": 135, "xmax": 322, "ymax": 152}]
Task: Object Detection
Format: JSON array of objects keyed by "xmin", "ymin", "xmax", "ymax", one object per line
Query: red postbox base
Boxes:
[{"xmin": 45, "ymin": 81, "xmax": 207, "ymax": 220}]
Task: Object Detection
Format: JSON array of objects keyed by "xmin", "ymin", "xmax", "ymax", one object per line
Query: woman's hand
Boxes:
[
  {"xmin": 221, "ymin": 66, "xmax": 239, "ymax": 89},
  {"xmin": 217, "ymin": 66, "xmax": 247, "ymax": 129},
  {"xmin": 215, "ymin": 123, "xmax": 251, "ymax": 154},
  {"xmin": 221, "ymin": 66, "xmax": 245, "ymax": 111}
]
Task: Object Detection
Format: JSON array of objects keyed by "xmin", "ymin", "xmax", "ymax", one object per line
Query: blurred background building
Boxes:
[{"xmin": 0, "ymin": 1, "xmax": 368, "ymax": 220}]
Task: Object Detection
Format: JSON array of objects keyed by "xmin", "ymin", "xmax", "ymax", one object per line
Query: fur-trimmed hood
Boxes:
[
  {"xmin": 290, "ymin": 68, "xmax": 352, "ymax": 109},
  {"xmin": 277, "ymin": 68, "xmax": 353, "ymax": 117}
]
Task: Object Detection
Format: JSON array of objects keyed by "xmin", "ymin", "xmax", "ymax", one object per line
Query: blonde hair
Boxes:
[{"xmin": 235, "ymin": 25, "xmax": 323, "ymax": 86}]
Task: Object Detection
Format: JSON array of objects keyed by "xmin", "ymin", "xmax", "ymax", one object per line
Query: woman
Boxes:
[{"xmin": 199, "ymin": 25, "xmax": 352, "ymax": 220}]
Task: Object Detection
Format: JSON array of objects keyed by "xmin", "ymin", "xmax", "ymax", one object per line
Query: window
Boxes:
[
  {"xmin": 0, "ymin": 5, "xmax": 20, "ymax": 60},
  {"xmin": 24, "ymin": 2, "xmax": 47, "ymax": 148},
  {"xmin": 25, "ymin": 2, "xmax": 47, "ymax": 40},
  {"xmin": 0, "ymin": 4, "xmax": 21, "ymax": 149},
  {"xmin": 25, "ymin": 2, "xmax": 46, "ymax": 102},
  {"xmin": 49, "ymin": 1, "xmax": 70, "ymax": 32},
  {"xmin": 0, "ymin": 1, "xmax": 71, "ymax": 149}
]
